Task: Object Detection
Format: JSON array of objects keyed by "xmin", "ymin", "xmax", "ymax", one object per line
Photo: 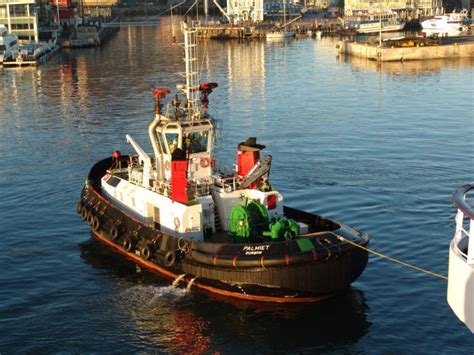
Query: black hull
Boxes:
[{"xmin": 77, "ymin": 157, "xmax": 369, "ymax": 302}]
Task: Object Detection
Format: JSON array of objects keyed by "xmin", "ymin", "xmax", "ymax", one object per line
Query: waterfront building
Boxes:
[
  {"xmin": 226, "ymin": 0, "xmax": 306, "ymax": 23},
  {"xmin": 344, "ymin": 0, "xmax": 443, "ymax": 18},
  {"xmin": 405, "ymin": 0, "xmax": 444, "ymax": 17},
  {"xmin": 0, "ymin": 0, "xmax": 38, "ymax": 41},
  {"xmin": 303, "ymin": 0, "xmax": 341, "ymax": 9},
  {"xmin": 79, "ymin": 0, "xmax": 117, "ymax": 17},
  {"xmin": 226, "ymin": 0, "xmax": 264, "ymax": 22}
]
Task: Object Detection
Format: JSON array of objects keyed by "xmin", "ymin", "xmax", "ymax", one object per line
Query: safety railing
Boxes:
[
  {"xmin": 213, "ymin": 175, "xmax": 239, "ymax": 193},
  {"xmin": 452, "ymin": 184, "xmax": 474, "ymax": 265}
]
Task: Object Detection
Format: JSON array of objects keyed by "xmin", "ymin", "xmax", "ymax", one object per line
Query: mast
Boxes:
[
  {"xmin": 181, "ymin": 22, "xmax": 199, "ymax": 118},
  {"xmin": 171, "ymin": 5, "xmax": 175, "ymax": 40}
]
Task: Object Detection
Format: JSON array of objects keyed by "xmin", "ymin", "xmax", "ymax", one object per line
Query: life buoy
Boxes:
[
  {"xmin": 110, "ymin": 225, "xmax": 119, "ymax": 240},
  {"xmin": 122, "ymin": 236, "xmax": 135, "ymax": 252},
  {"xmin": 174, "ymin": 217, "xmax": 180, "ymax": 229},
  {"xmin": 200, "ymin": 157, "xmax": 210, "ymax": 168},
  {"xmin": 164, "ymin": 251, "xmax": 176, "ymax": 267},
  {"xmin": 141, "ymin": 245, "xmax": 153, "ymax": 260}
]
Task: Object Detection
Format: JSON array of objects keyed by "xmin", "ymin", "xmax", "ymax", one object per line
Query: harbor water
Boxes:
[{"xmin": 1, "ymin": 22, "xmax": 473, "ymax": 352}]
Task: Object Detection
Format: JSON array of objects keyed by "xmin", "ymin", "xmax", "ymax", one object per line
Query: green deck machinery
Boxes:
[{"xmin": 228, "ymin": 198, "xmax": 300, "ymax": 243}]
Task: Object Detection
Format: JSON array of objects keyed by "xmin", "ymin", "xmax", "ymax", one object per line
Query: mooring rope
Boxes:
[{"xmin": 302, "ymin": 232, "xmax": 448, "ymax": 281}]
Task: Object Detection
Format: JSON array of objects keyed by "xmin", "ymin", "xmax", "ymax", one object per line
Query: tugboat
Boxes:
[{"xmin": 76, "ymin": 22, "xmax": 369, "ymax": 302}]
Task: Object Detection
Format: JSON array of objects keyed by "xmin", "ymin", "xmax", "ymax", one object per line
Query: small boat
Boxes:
[
  {"xmin": 77, "ymin": 22, "xmax": 369, "ymax": 302},
  {"xmin": 266, "ymin": 31, "xmax": 295, "ymax": 40},
  {"xmin": 345, "ymin": 11, "xmax": 405, "ymax": 34},
  {"xmin": 448, "ymin": 183, "xmax": 474, "ymax": 332},
  {"xmin": 266, "ymin": 0, "xmax": 294, "ymax": 40},
  {"xmin": 0, "ymin": 25, "xmax": 19, "ymax": 64},
  {"xmin": 421, "ymin": 11, "xmax": 469, "ymax": 37}
]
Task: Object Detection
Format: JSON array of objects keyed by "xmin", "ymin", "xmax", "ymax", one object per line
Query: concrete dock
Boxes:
[{"xmin": 337, "ymin": 36, "xmax": 474, "ymax": 61}]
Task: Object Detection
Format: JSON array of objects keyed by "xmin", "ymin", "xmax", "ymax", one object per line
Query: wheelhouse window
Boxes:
[
  {"xmin": 165, "ymin": 133, "xmax": 179, "ymax": 154},
  {"xmin": 183, "ymin": 130, "xmax": 209, "ymax": 154}
]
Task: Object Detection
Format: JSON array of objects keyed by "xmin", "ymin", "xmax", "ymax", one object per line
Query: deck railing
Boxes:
[{"xmin": 452, "ymin": 184, "xmax": 474, "ymax": 265}]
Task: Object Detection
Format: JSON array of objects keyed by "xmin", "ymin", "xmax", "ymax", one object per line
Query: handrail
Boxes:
[
  {"xmin": 452, "ymin": 183, "xmax": 474, "ymax": 265},
  {"xmin": 452, "ymin": 184, "xmax": 474, "ymax": 219}
]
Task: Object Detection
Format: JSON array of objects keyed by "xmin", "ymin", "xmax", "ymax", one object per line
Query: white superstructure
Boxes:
[{"xmin": 101, "ymin": 22, "xmax": 284, "ymax": 242}]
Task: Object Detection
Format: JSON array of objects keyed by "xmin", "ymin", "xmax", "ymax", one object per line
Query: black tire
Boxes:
[
  {"xmin": 141, "ymin": 245, "xmax": 153, "ymax": 260},
  {"xmin": 92, "ymin": 216, "xmax": 101, "ymax": 231},
  {"xmin": 122, "ymin": 237, "xmax": 135, "ymax": 252},
  {"xmin": 81, "ymin": 207, "xmax": 88, "ymax": 221},
  {"xmin": 76, "ymin": 202, "xmax": 83, "ymax": 214},
  {"xmin": 87, "ymin": 212, "xmax": 94, "ymax": 225},
  {"xmin": 110, "ymin": 225, "xmax": 119, "ymax": 240},
  {"xmin": 164, "ymin": 251, "xmax": 176, "ymax": 267}
]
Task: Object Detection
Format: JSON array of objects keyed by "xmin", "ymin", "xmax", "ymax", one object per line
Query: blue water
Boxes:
[{"xmin": 1, "ymin": 24, "xmax": 473, "ymax": 352}]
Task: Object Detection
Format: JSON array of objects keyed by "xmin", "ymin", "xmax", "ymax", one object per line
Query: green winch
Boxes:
[
  {"xmin": 228, "ymin": 198, "xmax": 269, "ymax": 243},
  {"xmin": 263, "ymin": 218, "xmax": 300, "ymax": 241},
  {"xmin": 228, "ymin": 198, "xmax": 300, "ymax": 243}
]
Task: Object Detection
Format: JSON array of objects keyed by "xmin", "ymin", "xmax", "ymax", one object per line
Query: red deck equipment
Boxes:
[
  {"xmin": 171, "ymin": 148, "xmax": 188, "ymax": 203},
  {"xmin": 237, "ymin": 137, "xmax": 265, "ymax": 189}
]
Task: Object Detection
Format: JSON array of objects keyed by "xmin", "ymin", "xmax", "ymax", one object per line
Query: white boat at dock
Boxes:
[
  {"xmin": 345, "ymin": 11, "xmax": 405, "ymax": 34},
  {"xmin": 3, "ymin": 38, "xmax": 58, "ymax": 67},
  {"xmin": 421, "ymin": 11, "xmax": 469, "ymax": 37},
  {"xmin": 266, "ymin": 31, "xmax": 295, "ymax": 40},
  {"xmin": 0, "ymin": 25, "xmax": 19, "ymax": 64},
  {"xmin": 266, "ymin": 0, "xmax": 295, "ymax": 40},
  {"xmin": 448, "ymin": 184, "xmax": 474, "ymax": 333}
]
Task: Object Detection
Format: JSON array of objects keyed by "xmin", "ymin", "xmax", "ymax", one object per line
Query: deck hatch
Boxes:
[{"xmin": 106, "ymin": 176, "xmax": 121, "ymax": 187}]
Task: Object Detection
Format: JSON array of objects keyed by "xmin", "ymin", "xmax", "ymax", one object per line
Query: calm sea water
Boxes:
[{"xmin": 1, "ymin": 22, "xmax": 473, "ymax": 352}]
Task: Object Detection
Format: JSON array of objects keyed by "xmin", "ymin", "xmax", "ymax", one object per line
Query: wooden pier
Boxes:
[
  {"xmin": 61, "ymin": 25, "xmax": 119, "ymax": 48},
  {"xmin": 196, "ymin": 18, "xmax": 342, "ymax": 40}
]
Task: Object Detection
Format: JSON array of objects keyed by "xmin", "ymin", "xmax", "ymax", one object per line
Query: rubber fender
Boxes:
[
  {"xmin": 189, "ymin": 248, "xmax": 322, "ymax": 269},
  {"xmin": 122, "ymin": 236, "xmax": 135, "ymax": 252},
  {"xmin": 80, "ymin": 207, "xmax": 88, "ymax": 221},
  {"xmin": 141, "ymin": 245, "xmax": 153, "ymax": 260},
  {"xmin": 86, "ymin": 211, "xmax": 94, "ymax": 225},
  {"xmin": 110, "ymin": 225, "xmax": 120, "ymax": 240},
  {"xmin": 164, "ymin": 251, "xmax": 176, "ymax": 267},
  {"xmin": 91, "ymin": 216, "xmax": 101, "ymax": 231}
]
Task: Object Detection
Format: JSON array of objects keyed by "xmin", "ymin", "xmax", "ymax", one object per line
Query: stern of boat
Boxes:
[{"xmin": 447, "ymin": 184, "xmax": 474, "ymax": 333}]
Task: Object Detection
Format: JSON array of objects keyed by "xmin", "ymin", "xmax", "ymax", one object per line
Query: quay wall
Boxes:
[{"xmin": 337, "ymin": 40, "xmax": 474, "ymax": 61}]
